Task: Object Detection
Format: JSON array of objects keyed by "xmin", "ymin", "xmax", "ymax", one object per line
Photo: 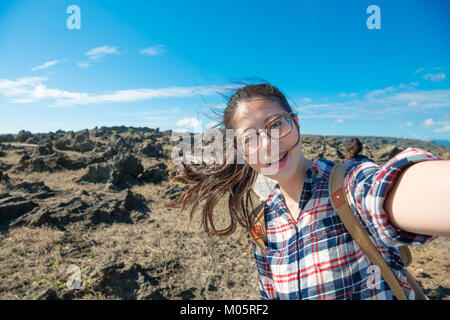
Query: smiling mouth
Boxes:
[{"xmin": 265, "ymin": 151, "xmax": 288, "ymax": 166}]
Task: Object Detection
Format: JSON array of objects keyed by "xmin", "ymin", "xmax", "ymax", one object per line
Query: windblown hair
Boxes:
[
  {"xmin": 165, "ymin": 81, "xmax": 294, "ymax": 237},
  {"xmin": 345, "ymin": 137, "xmax": 363, "ymax": 160}
]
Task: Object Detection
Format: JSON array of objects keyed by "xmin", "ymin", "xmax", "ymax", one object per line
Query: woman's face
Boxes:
[{"xmin": 232, "ymin": 98, "xmax": 302, "ymax": 181}]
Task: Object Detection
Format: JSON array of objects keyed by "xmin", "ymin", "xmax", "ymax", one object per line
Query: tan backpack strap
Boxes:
[
  {"xmin": 406, "ymin": 270, "xmax": 427, "ymax": 300},
  {"xmin": 329, "ymin": 163, "xmax": 408, "ymax": 300},
  {"xmin": 250, "ymin": 201, "xmax": 267, "ymax": 255},
  {"xmin": 398, "ymin": 246, "xmax": 412, "ymax": 267}
]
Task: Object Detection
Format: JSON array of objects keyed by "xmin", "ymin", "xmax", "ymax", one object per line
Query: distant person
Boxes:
[{"xmin": 344, "ymin": 137, "xmax": 375, "ymax": 166}]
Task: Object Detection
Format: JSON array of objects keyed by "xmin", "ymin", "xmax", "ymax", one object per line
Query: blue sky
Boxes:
[{"xmin": 0, "ymin": 0, "xmax": 449, "ymax": 142}]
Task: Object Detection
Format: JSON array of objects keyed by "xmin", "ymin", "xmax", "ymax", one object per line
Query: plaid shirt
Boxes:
[{"xmin": 251, "ymin": 147, "xmax": 442, "ymax": 300}]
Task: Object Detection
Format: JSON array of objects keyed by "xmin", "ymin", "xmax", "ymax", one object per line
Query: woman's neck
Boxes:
[{"xmin": 278, "ymin": 156, "xmax": 313, "ymax": 205}]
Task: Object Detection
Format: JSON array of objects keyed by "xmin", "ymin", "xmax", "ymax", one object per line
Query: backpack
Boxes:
[{"xmin": 249, "ymin": 163, "xmax": 427, "ymax": 300}]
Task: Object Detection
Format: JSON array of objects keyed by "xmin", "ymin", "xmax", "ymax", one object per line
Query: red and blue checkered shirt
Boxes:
[{"xmin": 251, "ymin": 147, "xmax": 441, "ymax": 300}]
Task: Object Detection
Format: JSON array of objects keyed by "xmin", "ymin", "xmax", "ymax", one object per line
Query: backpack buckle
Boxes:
[{"xmin": 251, "ymin": 225, "xmax": 263, "ymax": 239}]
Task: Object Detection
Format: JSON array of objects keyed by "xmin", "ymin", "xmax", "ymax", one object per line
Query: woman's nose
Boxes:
[{"xmin": 258, "ymin": 130, "xmax": 280, "ymax": 160}]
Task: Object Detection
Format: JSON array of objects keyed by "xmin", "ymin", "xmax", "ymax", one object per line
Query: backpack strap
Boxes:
[
  {"xmin": 250, "ymin": 200, "xmax": 267, "ymax": 254},
  {"xmin": 329, "ymin": 163, "xmax": 410, "ymax": 300}
]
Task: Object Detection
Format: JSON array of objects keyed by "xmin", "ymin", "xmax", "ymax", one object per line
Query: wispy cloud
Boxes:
[
  {"xmin": 337, "ymin": 92, "xmax": 357, "ymax": 98},
  {"xmin": 0, "ymin": 76, "xmax": 239, "ymax": 107},
  {"xmin": 423, "ymin": 72, "xmax": 446, "ymax": 82},
  {"xmin": 77, "ymin": 62, "xmax": 91, "ymax": 68},
  {"xmin": 31, "ymin": 59, "xmax": 66, "ymax": 71},
  {"xmin": 85, "ymin": 45, "xmax": 119, "ymax": 60},
  {"xmin": 434, "ymin": 125, "xmax": 450, "ymax": 133},
  {"xmin": 420, "ymin": 118, "xmax": 450, "ymax": 133},
  {"xmin": 139, "ymin": 44, "xmax": 166, "ymax": 56},
  {"xmin": 176, "ymin": 117, "xmax": 201, "ymax": 128},
  {"xmin": 297, "ymin": 83, "xmax": 450, "ymax": 126}
]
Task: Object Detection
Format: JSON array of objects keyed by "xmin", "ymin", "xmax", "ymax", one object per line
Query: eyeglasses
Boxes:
[{"xmin": 236, "ymin": 112, "xmax": 298, "ymax": 156}]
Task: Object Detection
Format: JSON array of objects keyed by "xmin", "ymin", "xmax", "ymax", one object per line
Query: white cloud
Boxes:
[
  {"xmin": 139, "ymin": 45, "xmax": 166, "ymax": 56},
  {"xmin": 176, "ymin": 117, "xmax": 201, "ymax": 129},
  {"xmin": 77, "ymin": 62, "xmax": 91, "ymax": 68},
  {"xmin": 423, "ymin": 73, "xmax": 446, "ymax": 82},
  {"xmin": 86, "ymin": 45, "xmax": 119, "ymax": 60},
  {"xmin": 31, "ymin": 59, "xmax": 66, "ymax": 71},
  {"xmin": 0, "ymin": 77, "xmax": 47, "ymax": 97},
  {"xmin": 334, "ymin": 119, "xmax": 343, "ymax": 123},
  {"xmin": 0, "ymin": 76, "xmax": 238, "ymax": 107},
  {"xmin": 434, "ymin": 125, "xmax": 450, "ymax": 133},
  {"xmin": 299, "ymin": 97, "xmax": 312, "ymax": 103},
  {"xmin": 413, "ymin": 67, "xmax": 424, "ymax": 74},
  {"xmin": 338, "ymin": 92, "xmax": 357, "ymax": 98},
  {"xmin": 422, "ymin": 118, "xmax": 436, "ymax": 127},
  {"xmin": 421, "ymin": 119, "xmax": 450, "ymax": 133},
  {"xmin": 404, "ymin": 121, "xmax": 413, "ymax": 127}
]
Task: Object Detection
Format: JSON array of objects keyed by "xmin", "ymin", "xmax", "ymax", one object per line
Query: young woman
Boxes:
[{"xmin": 167, "ymin": 82, "xmax": 450, "ymax": 300}]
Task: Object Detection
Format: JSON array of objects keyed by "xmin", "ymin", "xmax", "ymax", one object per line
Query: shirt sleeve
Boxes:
[
  {"xmin": 251, "ymin": 240, "xmax": 277, "ymax": 300},
  {"xmin": 343, "ymin": 147, "xmax": 442, "ymax": 248}
]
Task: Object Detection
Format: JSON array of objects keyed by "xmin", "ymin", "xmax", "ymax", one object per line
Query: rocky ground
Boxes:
[{"xmin": 0, "ymin": 127, "xmax": 448, "ymax": 300}]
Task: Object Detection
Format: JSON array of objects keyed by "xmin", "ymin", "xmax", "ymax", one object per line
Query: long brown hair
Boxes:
[
  {"xmin": 165, "ymin": 81, "xmax": 295, "ymax": 237},
  {"xmin": 345, "ymin": 137, "xmax": 363, "ymax": 160}
]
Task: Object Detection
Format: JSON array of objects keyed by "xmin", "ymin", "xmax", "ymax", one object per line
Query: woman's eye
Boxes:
[
  {"xmin": 243, "ymin": 135, "xmax": 257, "ymax": 144},
  {"xmin": 270, "ymin": 120, "xmax": 282, "ymax": 128}
]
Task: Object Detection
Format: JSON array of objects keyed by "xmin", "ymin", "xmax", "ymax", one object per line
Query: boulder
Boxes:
[
  {"xmin": 112, "ymin": 153, "xmax": 143, "ymax": 180},
  {"xmin": 34, "ymin": 140, "xmax": 55, "ymax": 156},
  {"xmin": 139, "ymin": 163, "xmax": 167, "ymax": 184},
  {"xmin": 16, "ymin": 130, "xmax": 32, "ymax": 143},
  {"xmin": 11, "ymin": 189, "xmax": 150, "ymax": 230},
  {"xmin": 139, "ymin": 141, "xmax": 162, "ymax": 158},
  {"xmin": 0, "ymin": 196, "xmax": 38, "ymax": 225},
  {"xmin": 77, "ymin": 163, "xmax": 112, "ymax": 183}
]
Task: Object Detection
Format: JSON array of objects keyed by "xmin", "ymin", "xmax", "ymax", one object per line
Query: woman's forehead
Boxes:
[{"xmin": 233, "ymin": 98, "xmax": 284, "ymax": 129}]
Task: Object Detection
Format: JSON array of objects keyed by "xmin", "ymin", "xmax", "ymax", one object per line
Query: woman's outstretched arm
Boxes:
[{"xmin": 384, "ymin": 160, "xmax": 450, "ymax": 237}]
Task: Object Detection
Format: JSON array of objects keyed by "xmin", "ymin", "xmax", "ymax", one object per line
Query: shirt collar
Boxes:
[{"xmin": 267, "ymin": 159, "xmax": 334, "ymax": 213}]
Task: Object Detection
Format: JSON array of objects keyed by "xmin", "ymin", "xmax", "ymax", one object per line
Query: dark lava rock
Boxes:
[
  {"xmin": 112, "ymin": 153, "xmax": 143, "ymax": 178},
  {"xmin": 162, "ymin": 183, "xmax": 189, "ymax": 200},
  {"xmin": 76, "ymin": 163, "xmax": 112, "ymax": 183},
  {"xmin": 10, "ymin": 190, "xmax": 150, "ymax": 231},
  {"xmin": 54, "ymin": 138, "xmax": 72, "ymax": 151},
  {"xmin": 13, "ymin": 181, "xmax": 55, "ymax": 199},
  {"xmin": 0, "ymin": 170, "xmax": 11, "ymax": 188},
  {"xmin": 0, "ymin": 196, "xmax": 38, "ymax": 226},
  {"xmin": 0, "ymin": 134, "xmax": 15, "ymax": 143},
  {"xmin": 17, "ymin": 153, "xmax": 89, "ymax": 173},
  {"xmin": 375, "ymin": 145, "xmax": 403, "ymax": 162},
  {"xmin": 34, "ymin": 140, "xmax": 55, "ymax": 156},
  {"xmin": 139, "ymin": 141, "xmax": 163, "ymax": 158},
  {"xmin": 72, "ymin": 140, "xmax": 95, "ymax": 153},
  {"xmin": 138, "ymin": 163, "xmax": 167, "ymax": 184},
  {"xmin": 93, "ymin": 262, "xmax": 160, "ymax": 300},
  {"xmin": 16, "ymin": 130, "xmax": 32, "ymax": 143},
  {"xmin": 110, "ymin": 153, "xmax": 144, "ymax": 188}
]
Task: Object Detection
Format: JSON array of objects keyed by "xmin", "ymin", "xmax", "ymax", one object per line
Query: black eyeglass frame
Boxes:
[{"xmin": 235, "ymin": 112, "xmax": 299, "ymax": 156}]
